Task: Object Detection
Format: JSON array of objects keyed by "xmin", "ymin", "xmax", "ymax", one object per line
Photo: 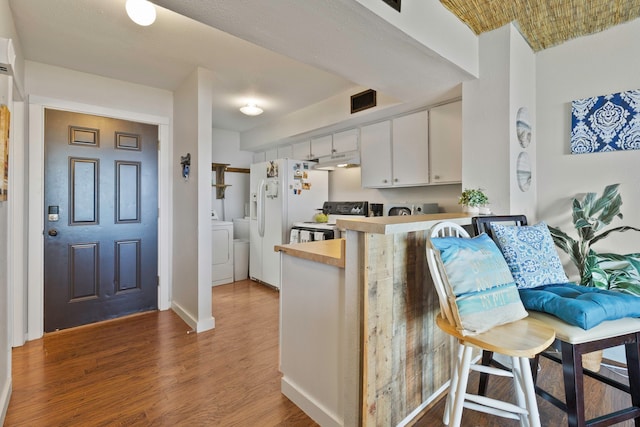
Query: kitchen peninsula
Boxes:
[{"xmin": 275, "ymin": 213, "xmax": 472, "ymax": 427}]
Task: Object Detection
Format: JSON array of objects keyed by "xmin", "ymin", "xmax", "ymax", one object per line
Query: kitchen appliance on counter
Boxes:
[
  {"xmin": 290, "ymin": 201, "xmax": 369, "ymax": 243},
  {"xmin": 250, "ymin": 159, "xmax": 328, "ymax": 289},
  {"xmin": 386, "ymin": 202, "xmax": 439, "ymax": 216}
]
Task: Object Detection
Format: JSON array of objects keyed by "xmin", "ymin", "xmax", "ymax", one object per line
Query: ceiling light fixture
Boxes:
[
  {"xmin": 239, "ymin": 103, "xmax": 264, "ymax": 116},
  {"xmin": 126, "ymin": 0, "xmax": 157, "ymax": 26}
]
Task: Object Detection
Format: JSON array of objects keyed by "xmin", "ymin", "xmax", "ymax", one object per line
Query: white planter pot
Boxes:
[{"xmin": 463, "ymin": 206, "xmax": 480, "ymax": 214}]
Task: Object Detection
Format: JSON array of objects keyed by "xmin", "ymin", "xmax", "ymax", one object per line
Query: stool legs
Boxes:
[{"xmin": 626, "ymin": 333, "xmax": 640, "ymax": 427}]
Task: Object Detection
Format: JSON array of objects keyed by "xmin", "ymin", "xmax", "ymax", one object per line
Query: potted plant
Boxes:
[
  {"xmin": 548, "ymin": 183, "xmax": 640, "ymax": 291},
  {"xmin": 548, "ymin": 183, "xmax": 640, "ymax": 371},
  {"xmin": 459, "ymin": 188, "xmax": 489, "ymax": 214}
]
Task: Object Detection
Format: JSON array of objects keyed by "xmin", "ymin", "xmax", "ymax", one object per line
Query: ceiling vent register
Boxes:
[{"xmin": 351, "ymin": 89, "xmax": 377, "ymax": 114}]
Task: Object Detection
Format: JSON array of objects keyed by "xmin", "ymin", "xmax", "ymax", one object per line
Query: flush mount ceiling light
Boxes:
[
  {"xmin": 126, "ymin": 0, "xmax": 157, "ymax": 26},
  {"xmin": 239, "ymin": 103, "xmax": 264, "ymax": 116}
]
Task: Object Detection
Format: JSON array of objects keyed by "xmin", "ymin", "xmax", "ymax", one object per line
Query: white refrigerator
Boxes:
[{"xmin": 250, "ymin": 159, "xmax": 328, "ymax": 289}]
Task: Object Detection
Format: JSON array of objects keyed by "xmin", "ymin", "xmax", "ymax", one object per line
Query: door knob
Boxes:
[{"xmin": 48, "ymin": 229, "xmax": 58, "ymax": 237}]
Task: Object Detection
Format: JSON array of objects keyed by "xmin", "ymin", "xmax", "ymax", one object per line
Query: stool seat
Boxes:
[{"xmin": 528, "ymin": 311, "xmax": 640, "ymax": 344}]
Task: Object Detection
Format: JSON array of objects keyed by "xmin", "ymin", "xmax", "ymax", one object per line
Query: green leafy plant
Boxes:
[
  {"xmin": 458, "ymin": 188, "xmax": 488, "ymax": 207},
  {"xmin": 548, "ymin": 183, "xmax": 640, "ymax": 292}
]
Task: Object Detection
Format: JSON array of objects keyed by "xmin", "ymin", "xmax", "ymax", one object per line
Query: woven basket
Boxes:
[{"xmin": 582, "ymin": 350, "xmax": 603, "ymax": 372}]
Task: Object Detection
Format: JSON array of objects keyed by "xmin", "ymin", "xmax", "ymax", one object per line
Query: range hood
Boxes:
[{"xmin": 312, "ymin": 151, "xmax": 361, "ymax": 170}]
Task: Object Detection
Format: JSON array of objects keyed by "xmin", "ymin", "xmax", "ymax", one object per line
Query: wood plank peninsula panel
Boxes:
[
  {"xmin": 338, "ymin": 214, "xmax": 471, "ymax": 425},
  {"xmin": 362, "ymin": 229, "xmax": 453, "ymax": 426}
]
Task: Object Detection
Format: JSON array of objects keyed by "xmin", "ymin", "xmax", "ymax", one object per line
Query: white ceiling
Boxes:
[{"xmin": 8, "ymin": 0, "xmax": 472, "ymax": 133}]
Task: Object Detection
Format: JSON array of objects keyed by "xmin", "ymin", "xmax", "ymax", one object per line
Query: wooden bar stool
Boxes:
[{"xmin": 426, "ymin": 221, "xmax": 555, "ymax": 427}]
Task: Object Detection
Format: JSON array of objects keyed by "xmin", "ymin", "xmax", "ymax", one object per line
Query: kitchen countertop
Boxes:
[
  {"xmin": 336, "ymin": 212, "xmax": 472, "ymax": 235},
  {"xmin": 275, "ymin": 238, "xmax": 345, "ymax": 268}
]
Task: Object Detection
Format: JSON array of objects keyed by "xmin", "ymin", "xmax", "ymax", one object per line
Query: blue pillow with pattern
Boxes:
[
  {"xmin": 491, "ymin": 221, "xmax": 569, "ymax": 289},
  {"xmin": 430, "ymin": 233, "xmax": 528, "ymax": 335}
]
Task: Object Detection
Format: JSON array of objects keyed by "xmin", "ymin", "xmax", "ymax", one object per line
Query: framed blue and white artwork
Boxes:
[{"xmin": 571, "ymin": 89, "xmax": 640, "ymax": 154}]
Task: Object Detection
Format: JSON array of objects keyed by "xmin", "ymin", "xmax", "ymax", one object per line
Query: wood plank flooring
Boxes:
[
  {"xmin": 5, "ymin": 280, "xmax": 316, "ymax": 426},
  {"xmin": 5, "ymin": 279, "xmax": 634, "ymax": 426}
]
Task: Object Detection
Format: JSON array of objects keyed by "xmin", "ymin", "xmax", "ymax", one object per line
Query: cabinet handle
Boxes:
[
  {"xmin": 383, "ymin": 179, "xmax": 388, "ymax": 183},
  {"xmin": 394, "ymin": 178, "xmax": 398, "ymax": 182},
  {"xmin": 434, "ymin": 175, "xmax": 440, "ymax": 180}
]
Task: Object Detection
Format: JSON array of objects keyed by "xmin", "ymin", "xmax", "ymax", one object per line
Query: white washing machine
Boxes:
[
  {"xmin": 232, "ymin": 218, "xmax": 250, "ymax": 281},
  {"xmin": 212, "ymin": 220, "xmax": 234, "ymax": 286}
]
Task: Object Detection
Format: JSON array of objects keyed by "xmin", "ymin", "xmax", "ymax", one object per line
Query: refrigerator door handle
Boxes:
[{"xmin": 257, "ymin": 179, "xmax": 266, "ymax": 237}]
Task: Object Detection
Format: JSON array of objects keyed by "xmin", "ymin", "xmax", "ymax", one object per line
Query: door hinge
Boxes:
[{"xmin": 157, "ymin": 276, "xmax": 160, "ymax": 287}]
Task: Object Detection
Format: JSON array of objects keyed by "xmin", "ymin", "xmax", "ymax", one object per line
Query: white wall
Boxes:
[
  {"xmin": 536, "ymin": 18, "xmax": 640, "ymax": 279},
  {"xmin": 172, "ymin": 67, "xmax": 214, "ymax": 333},
  {"xmin": 0, "ymin": 0, "xmax": 26, "ymax": 420},
  {"xmin": 26, "ymin": 62, "xmax": 172, "ymax": 119},
  {"xmin": 329, "ymin": 167, "xmax": 462, "ymax": 212},
  {"xmin": 462, "ymin": 24, "xmax": 537, "ymax": 218},
  {"xmin": 211, "ymin": 128, "xmax": 253, "ymax": 221},
  {"xmin": 355, "ymin": 0, "xmax": 479, "ymax": 76}
]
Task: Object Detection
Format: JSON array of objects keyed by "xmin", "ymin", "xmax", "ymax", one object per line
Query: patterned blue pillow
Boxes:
[
  {"xmin": 491, "ymin": 221, "xmax": 569, "ymax": 289},
  {"xmin": 430, "ymin": 233, "xmax": 528, "ymax": 335}
]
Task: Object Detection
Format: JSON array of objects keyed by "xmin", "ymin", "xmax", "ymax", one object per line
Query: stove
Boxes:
[{"xmin": 290, "ymin": 201, "xmax": 369, "ymax": 243}]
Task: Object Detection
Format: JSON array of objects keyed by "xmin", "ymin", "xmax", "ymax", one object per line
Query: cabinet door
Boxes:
[
  {"xmin": 332, "ymin": 128, "xmax": 358, "ymax": 154},
  {"xmin": 292, "ymin": 140, "xmax": 311, "ymax": 160},
  {"xmin": 311, "ymin": 135, "xmax": 333, "ymax": 158},
  {"xmin": 429, "ymin": 101, "xmax": 462, "ymax": 184},
  {"xmin": 392, "ymin": 111, "xmax": 429, "ymax": 186},
  {"xmin": 360, "ymin": 121, "xmax": 392, "ymax": 188},
  {"xmin": 277, "ymin": 145, "xmax": 293, "ymax": 159}
]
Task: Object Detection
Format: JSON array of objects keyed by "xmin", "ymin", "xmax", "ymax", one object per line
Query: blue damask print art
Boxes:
[{"xmin": 571, "ymin": 89, "xmax": 640, "ymax": 154}]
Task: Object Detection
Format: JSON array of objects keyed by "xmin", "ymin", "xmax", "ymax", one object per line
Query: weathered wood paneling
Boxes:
[{"xmin": 363, "ymin": 230, "xmax": 453, "ymax": 426}]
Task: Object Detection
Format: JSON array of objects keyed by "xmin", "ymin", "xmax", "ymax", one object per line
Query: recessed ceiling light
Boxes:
[
  {"xmin": 240, "ymin": 103, "xmax": 264, "ymax": 116},
  {"xmin": 126, "ymin": 0, "xmax": 156, "ymax": 26}
]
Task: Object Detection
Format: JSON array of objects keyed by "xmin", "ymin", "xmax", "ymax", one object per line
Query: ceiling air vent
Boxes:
[
  {"xmin": 351, "ymin": 89, "xmax": 377, "ymax": 114},
  {"xmin": 382, "ymin": 0, "xmax": 401, "ymax": 12}
]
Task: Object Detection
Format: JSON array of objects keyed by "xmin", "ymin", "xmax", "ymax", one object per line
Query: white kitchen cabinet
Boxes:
[
  {"xmin": 392, "ymin": 110, "xmax": 429, "ymax": 186},
  {"xmin": 332, "ymin": 128, "xmax": 359, "ymax": 154},
  {"xmin": 311, "ymin": 135, "xmax": 333, "ymax": 158},
  {"xmin": 277, "ymin": 145, "xmax": 293, "ymax": 159},
  {"xmin": 360, "ymin": 120, "xmax": 393, "ymax": 188},
  {"xmin": 292, "ymin": 140, "xmax": 312, "ymax": 160},
  {"xmin": 429, "ymin": 100, "xmax": 462, "ymax": 184},
  {"xmin": 360, "ymin": 111, "xmax": 429, "ymax": 188},
  {"xmin": 252, "ymin": 151, "xmax": 266, "ymax": 163}
]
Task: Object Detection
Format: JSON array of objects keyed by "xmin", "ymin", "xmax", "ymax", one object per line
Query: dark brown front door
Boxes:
[{"xmin": 44, "ymin": 109, "xmax": 158, "ymax": 332}]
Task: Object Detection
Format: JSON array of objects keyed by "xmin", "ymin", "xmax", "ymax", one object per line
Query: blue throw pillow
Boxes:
[
  {"xmin": 430, "ymin": 233, "xmax": 528, "ymax": 335},
  {"xmin": 491, "ymin": 221, "xmax": 568, "ymax": 289}
]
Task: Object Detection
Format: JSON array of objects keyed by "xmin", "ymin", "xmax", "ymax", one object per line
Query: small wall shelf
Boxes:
[{"xmin": 211, "ymin": 163, "xmax": 250, "ymax": 199}]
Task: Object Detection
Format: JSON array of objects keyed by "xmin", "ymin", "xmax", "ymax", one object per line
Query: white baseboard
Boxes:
[
  {"xmin": 171, "ymin": 302, "xmax": 215, "ymax": 333},
  {"xmin": 0, "ymin": 377, "xmax": 12, "ymax": 425},
  {"xmin": 281, "ymin": 376, "xmax": 342, "ymax": 427}
]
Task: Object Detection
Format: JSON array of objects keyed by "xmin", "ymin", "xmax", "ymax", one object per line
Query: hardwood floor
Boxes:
[
  {"xmin": 5, "ymin": 280, "xmax": 317, "ymax": 426},
  {"xmin": 5, "ymin": 279, "xmax": 634, "ymax": 426}
]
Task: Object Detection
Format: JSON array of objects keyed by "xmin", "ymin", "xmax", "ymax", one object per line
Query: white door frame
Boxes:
[{"xmin": 26, "ymin": 97, "xmax": 172, "ymax": 340}]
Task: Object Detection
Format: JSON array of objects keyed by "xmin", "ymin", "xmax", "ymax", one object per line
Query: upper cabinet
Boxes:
[
  {"xmin": 310, "ymin": 135, "xmax": 333, "ymax": 158},
  {"xmin": 332, "ymin": 128, "xmax": 359, "ymax": 154},
  {"xmin": 360, "ymin": 121, "xmax": 392, "ymax": 188},
  {"xmin": 360, "ymin": 102, "xmax": 461, "ymax": 188},
  {"xmin": 392, "ymin": 110, "xmax": 430, "ymax": 186},
  {"xmin": 277, "ymin": 145, "xmax": 293, "ymax": 159},
  {"xmin": 429, "ymin": 100, "xmax": 462, "ymax": 184},
  {"xmin": 292, "ymin": 140, "xmax": 312, "ymax": 160},
  {"xmin": 360, "ymin": 111, "xmax": 429, "ymax": 188}
]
